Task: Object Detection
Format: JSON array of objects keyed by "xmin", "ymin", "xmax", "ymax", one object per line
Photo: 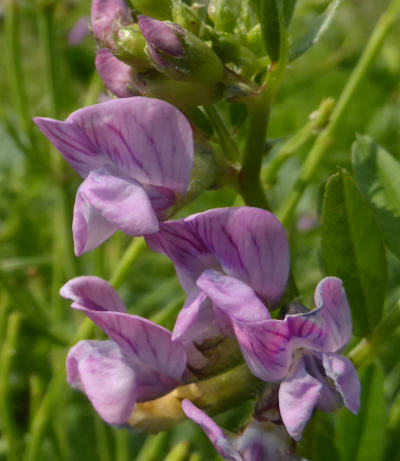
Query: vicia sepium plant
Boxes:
[{"xmin": 29, "ymin": 0, "xmax": 400, "ymax": 459}]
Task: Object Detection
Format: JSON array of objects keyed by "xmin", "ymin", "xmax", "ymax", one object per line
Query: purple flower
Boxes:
[
  {"xmin": 146, "ymin": 207, "xmax": 290, "ymax": 366},
  {"xmin": 62, "ymin": 276, "xmax": 187, "ymax": 425},
  {"xmin": 34, "ymin": 97, "xmax": 193, "ymax": 255},
  {"xmin": 91, "ymin": 0, "xmax": 131, "ymax": 49},
  {"xmin": 198, "ymin": 273, "xmax": 361, "ymax": 440},
  {"xmin": 182, "ymin": 400, "xmax": 305, "ymax": 461}
]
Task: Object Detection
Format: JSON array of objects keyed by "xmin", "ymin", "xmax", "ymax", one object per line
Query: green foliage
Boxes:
[
  {"xmin": 336, "ymin": 363, "xmax": 387, "ymax": 461},
  {"xmin": 321, "ymin": 169, "xmax": 387, "ymax": 336},
  {"xmin": 252, "ymin": 0, "xmax": 286, "ymax": 62},
  {"xmin": 289, "ymin": 0, "xmax": 342, "ymax": 61},
  {"xmin": 352, "ymin": 135, "xmax": 400, "ymax": 259}
]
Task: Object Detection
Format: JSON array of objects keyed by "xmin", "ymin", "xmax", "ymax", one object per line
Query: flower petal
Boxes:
[
  {"xmin": 182, "ymin": 400, "xmax": 243, "ymax": 461},
  {"xmin": 60, "ymin": 276, "xmax": 126, "ymax": 313},
  {"xmin": 34, "ymin": 97, "xmax": 194, "ymax": 195},
  {"xmin": 322, "ymin": 352, "xmax": 360, "ymax": 414},
  {"xmin": 67, "ymin": 340, "xmax": 136, "ymax": 424},
  {"xmin": 286, "ymin": 277, "xmax": 352, "ymax": 352},
  {"xmin": 172, "ymin": 290, "xmax": 220, "ymax": 368},
  {"xmin": 76, "ymin": 310, "xmax": 186, "ymax": 384},
  {"xmin": 146, "ymin": 207, "xmax": 289, "ymax": 304},
  {"xmin": 232, "ymin": 320, "xmax": 292, "ymax": 382},
  {"xmin": 73, "ymin": 165, "xmax": 159, "ymax": 254},
  {"xmin": 138, "ymin": 15, "xmax": 184, "ymax": 58},
  {"xmin": 91, "ymin": 0, "xmax": 131, "ymax": 48},
  {"xmin": 279, "ymin": 358, "xmax": 322, "ymax": 441},
  {"xmin": 197, "ymin": 270, "xmax": 270, "ymax": 324},
  {"xmin": 95, "ymin": 49, "xmax": 135, "ymax": 98}
]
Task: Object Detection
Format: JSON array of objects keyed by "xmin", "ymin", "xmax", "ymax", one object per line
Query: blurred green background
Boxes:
[{"xmin": 0, "ymin": 0, "xmax": 400, "ymax": 460}]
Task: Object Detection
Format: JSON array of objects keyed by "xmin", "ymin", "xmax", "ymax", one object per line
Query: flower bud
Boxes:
[
  {"xmin": 138, "ymin": 15, "xmax": 225, "ymax": 84},
  {"xmin": 113, "ymin": 23, "xmax": 152, "ymax": 71},
  {"xmin": 208, "ymin": 0, "xmax": 238, "ymax": 33},
  {"xmin": 139, "ymin": 72, "xmax": 224, "ymax": 109},
  {"xmin": 129, "ymin": 0, "xmax": 172, "ymax": 20}
]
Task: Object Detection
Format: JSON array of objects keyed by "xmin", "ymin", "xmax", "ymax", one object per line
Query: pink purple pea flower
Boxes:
[
  {"xmin": 182, "ymin": 400, "xmax": 305, "ymax": 461},
  {"xmin": 146, "ymin": 206, "xmax": 290, "ymax": 366},
  {"xmin": 146, "ymin": 207, "xmax": 360, "ymax": 438},
  {"xmin": 34, "ymin": 97, "xmax": 193, "ymax": 255},
  {"xmin": 199, "ymin": 273, "xmax": 361, "ymax": 440},
  {"xmin": 62, "ymin": 276, "xmax": 187, "ymax": 425}
]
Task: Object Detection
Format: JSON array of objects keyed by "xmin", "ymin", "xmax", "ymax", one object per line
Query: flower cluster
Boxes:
[
  {"xmin": 36, "ymin": 94, "xmax": 360, "ymax": 459},
  {"xmin": 34, "ymin": 0, "xmax": 361, "ymax": 458}
]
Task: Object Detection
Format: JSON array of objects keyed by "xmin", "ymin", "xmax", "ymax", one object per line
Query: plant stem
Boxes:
[
  {"xmin": 4, "ymin": 0, "xmax": 37, "ymax": 157},
  {"xmin": 277, "ymin": 0, "xmax": 400, "ymax": 225},
  {"xmin": 115, "ymin": 429, "xmax": 130, "ymax": 461},
  {"xmin": 348, "ymin": 301, "xmax": 400, "ymax": 368},
  {"xmin": 0, "ymin": 313, "xmax": 22, "ymax": 461},
  {"xmin": 36, "ymin": 1, "xmax": 61, "ymax": 119},
  {"xmin": 239, "ymin": 29, "xmax": 287, "ymax": 209},
  {"xmin": 262, "ymin": 98, "xmax": 334, "ymax": 187},
  {"xmin": 110, "ymin": 237, "xmax": 146, "ymax": 289},
  {"xmin": 239, "ymin": 91, "xmax": 271, "ymax": 209},
  {"xmin": 164, "ymin": 442, "xmax": 190, "ymax": 461},
  {"xmin": 135, "ymin": 433, "xmax": 168, "ymax": 461}
]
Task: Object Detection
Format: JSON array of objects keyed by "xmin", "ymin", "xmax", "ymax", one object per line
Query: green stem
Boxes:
[
  {"xmin": 0, "ymin": 313, "xmax": 22, "ymax": 461},
  {"xmin": 36, "ymin": 1, "xmax": 61, "ymax": 119},
  {"xmin": 4, "ymin": 0, "xmax": 37, "ymax": 156},
  {"xmin": 262, "ymin": 98, "xmax": 334, "ymax": 187},
  {"xmin": 238, "ymin": 29, "xmax": 287, "ymax": 209},
  {"xmin": 94, "ymin": 418, "xmax": 112, "ymax": 461},
  {"xmin": 135, "ymin": 433, "xmax": 168, "ymax": 461},
  {"xmin": 238, "ymin": 91, "xmax": 271, "ymax": 209},
  {"xmin": 348, "ymin": 301, "xmax": 400, "ymax": 368},
  {"xmin": 203, "ymin": 105, "xmax": 241, "ymax": 163},
  {"xmin": 115, "ymin": 430, "xmax": 130, "ymax": 461},
  {"xmin": 277, "ymin": 0, "xmax": 400, "ymax": 225},
  {"xmin": 164, "ymin": 442, "xmax": 190, "ymax": 461},
  {"xmin": 110, "ymin": 237, "xmax": 146, "ymax": 289}
]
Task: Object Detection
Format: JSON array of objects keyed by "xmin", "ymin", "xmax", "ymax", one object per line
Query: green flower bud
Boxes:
[
  {"xmin": 128, "ymin": 0, "xmax": 172, "ymax": 20},
  {"xmin": 138, "ymin": 15, "xmax": 226, "ymax": 84},
  {"xmin": 113, "ymin": 23, "xmax": 152, "ymax": 71},
  {"xmin": 138, "ymin": 71, "xmax": 224, "ymax": 109},
  {"xmin": 208, "ymin": 0, "xmax": 239, "ymax": 33}
]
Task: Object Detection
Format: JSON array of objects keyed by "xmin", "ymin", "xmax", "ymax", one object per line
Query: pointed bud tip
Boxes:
[{"xmin": 138, "ymin": 15, "xmax": 184, "ymax": 58}]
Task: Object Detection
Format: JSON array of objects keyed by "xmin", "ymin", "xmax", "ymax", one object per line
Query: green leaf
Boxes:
[
  {"xmin": 283, "ymin": 0, "xmax": 297, "ymax": 25},
  {"xmin": 321, "ymin": 169, "xmax": 387, "ymax": 336},
  {"xmin": 352, "ymin": 135, "xmax": 400, "ymax": 259},
  {"xmin": 336, "ymin": 363, "xmax": 387, "ymax": 461},
  {"xmin": 253, "ymin": 0, "xmax": 286, "ymax": 62},
  {"xmin": 289, "ymin": 0, "xmax": 342, "ymax": 62}
]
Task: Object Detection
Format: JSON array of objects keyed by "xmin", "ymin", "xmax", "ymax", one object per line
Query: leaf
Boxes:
[
  {"xmin": 352, "ymin": 135, "xmax": 400, "ymax": 259},
  {"xmin": 336, "ymin": 363, "xmax": 387, "ymax": 461},
  {"xmin": 289, "ymin": 0, "xmax": 342, "ymax": 62},
  {"xmin": 283, "ymin": 0, "xmax": 297, "ymax": 25},
  {"xmin": 321, "ymin": 169, "xmax": 387, "ymax": 337},
  {"xmin": 253, "ymin": 0, "xmax": 286, "ymax": 62}
]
